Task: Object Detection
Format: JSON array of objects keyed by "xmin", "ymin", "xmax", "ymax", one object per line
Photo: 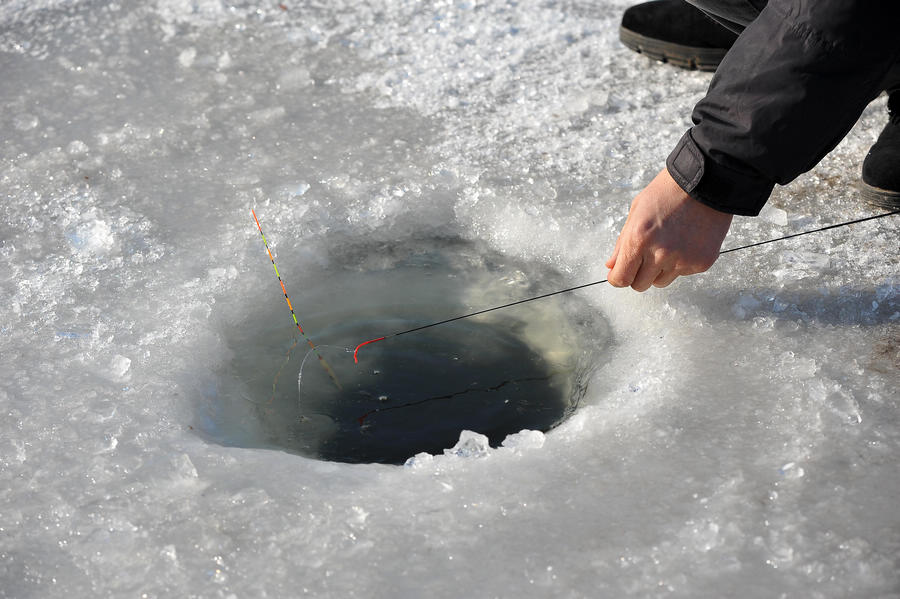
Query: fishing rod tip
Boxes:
[{"xmin": 353, "ymin": 337, "xmax": 386, "ymax": 363}]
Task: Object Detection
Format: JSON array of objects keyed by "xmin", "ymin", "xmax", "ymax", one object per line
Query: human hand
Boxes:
[{"xmin": 605, "ymin": 168, "xmax": 733, "ymax": 291}]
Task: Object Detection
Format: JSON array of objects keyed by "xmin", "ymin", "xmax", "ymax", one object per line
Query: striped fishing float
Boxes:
[{"xmin": 252, "ymin": 209, "xmax": 343, "ymax": 390}]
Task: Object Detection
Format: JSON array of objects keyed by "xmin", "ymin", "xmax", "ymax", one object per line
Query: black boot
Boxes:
[
  {"xmin": 862, "ymin": 93, "xmax": 900, "ymax": 210},
  {"xmin": 620, "ymin": 0, "xmax": 738, "ymax": 72}
]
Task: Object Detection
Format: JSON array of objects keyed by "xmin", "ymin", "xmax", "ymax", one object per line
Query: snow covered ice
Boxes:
[{"xmin": 1, "ymin": 1, "xmax": 898, "ymax": 597}]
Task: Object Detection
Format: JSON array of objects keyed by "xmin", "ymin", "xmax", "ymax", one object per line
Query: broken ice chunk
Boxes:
[
  {"xmin": 502, "ymin": 429, "xmax": 545, "ymax": 450},
  {"xmin": 759, "ymin": 203, "xmax": 788, "ymax": 226},
  {"xmin": 101, "ymin": 354, "xmax": 132, "ymax": 381},
  {"xmin": 445, "ymin": 430, "xmax": 490, "ymax": 459}
]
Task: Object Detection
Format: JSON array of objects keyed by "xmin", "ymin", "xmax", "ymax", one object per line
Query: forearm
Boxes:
[{"xmin": 669, "ymin": 0, "xmax": 900, "ymax": 216}]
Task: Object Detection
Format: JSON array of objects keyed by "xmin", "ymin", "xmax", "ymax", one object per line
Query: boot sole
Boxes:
[
  {"xmin": 861, "ymin": 182, "xmax": 900, "ymax": 210},
  {"xmin": 619, "ymin": 26, "xmax": 726, "ymax": 72}
]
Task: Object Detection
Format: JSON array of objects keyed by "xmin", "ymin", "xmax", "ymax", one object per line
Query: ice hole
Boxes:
[{"xmin": 201, "ymin": 237, "xmax": 610, "ymax": 464}]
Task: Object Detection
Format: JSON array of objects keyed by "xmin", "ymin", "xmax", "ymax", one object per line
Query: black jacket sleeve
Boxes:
[{"xmin": 666, "ymin": 0, "xmax": 900, "ymax": 216}]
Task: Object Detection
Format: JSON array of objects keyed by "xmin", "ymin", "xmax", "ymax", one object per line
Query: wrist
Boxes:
[{"xmin": 666, "ymin": 130, "xmax": 774, "ymax": 216}]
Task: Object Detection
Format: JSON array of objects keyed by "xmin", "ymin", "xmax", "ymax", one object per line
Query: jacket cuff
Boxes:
[{"xmin": 666, "ymin": 129, "xmax": 774, "ymax": 216}]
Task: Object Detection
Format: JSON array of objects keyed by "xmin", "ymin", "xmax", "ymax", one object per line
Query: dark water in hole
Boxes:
[
  {"xmin": 203, "ymin": 238, "xmax": 608, "ymax": 464},
  {"xmin": 294, "ymin": 319, "xmax": 573, "ymax": 464}
]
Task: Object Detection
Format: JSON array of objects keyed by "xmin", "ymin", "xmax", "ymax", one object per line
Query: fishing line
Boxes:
[
  {"xmin": 355, "ymin": 373, "xmax": 567, "ymax": 426},
  {"xmin": 297, "ymin": 345, "xmax": 352, "ymax": 402},
  {"xmin": 717, "ymin": 208, "xmax": 899, "ymax": 254},
  {"xmin": 251, "ymin": 209, "xmax": 343, "ymax": 390},
  {"xmin": 352, "ymin": 208, "xmax": 899, "ymax": 361},
  {"xmin": 267, "ymin": 336, "xmax": 300, "ymax": 405},
  {"xmin": 235, "ymin": 337, "xmax": 301, "ymax": 409}
]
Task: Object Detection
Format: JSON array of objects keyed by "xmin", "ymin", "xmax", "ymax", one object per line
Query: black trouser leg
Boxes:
[{"xmin": 683, "ymin": 0, "xmax": 766, "ymax": 33}]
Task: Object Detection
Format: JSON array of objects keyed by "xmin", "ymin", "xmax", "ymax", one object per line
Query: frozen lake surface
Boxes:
[{"xmin": 1, "ymin": 0, "xmax": 898, "ymax": 597}]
